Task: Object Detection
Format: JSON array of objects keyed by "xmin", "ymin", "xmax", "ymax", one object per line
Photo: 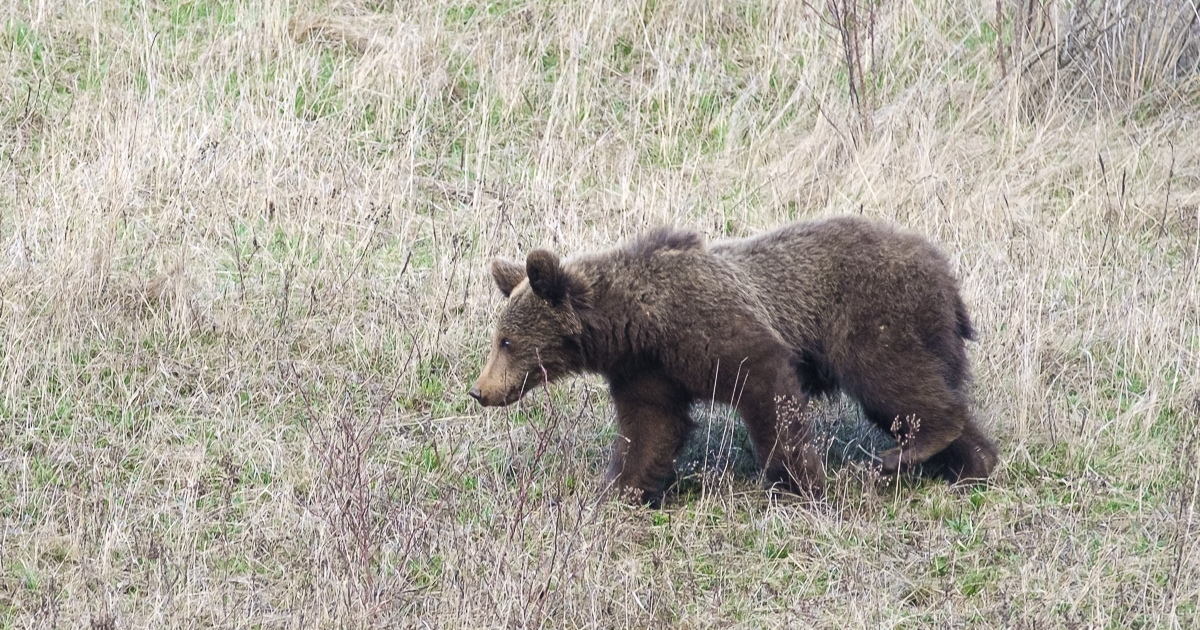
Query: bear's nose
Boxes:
[{"xmin": 468, "ymin": 386, "xmax": 483, "ymax": 403}]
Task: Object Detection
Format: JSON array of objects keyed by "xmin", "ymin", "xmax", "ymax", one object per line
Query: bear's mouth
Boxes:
[
  {"xmin": 470, "ymin": 389, "xmax": 520, "ymax": 407},
  {"xmin": 468, "ymin": 379, "xmax": 538, "ymax": 407},
  {"xmin": 470, "ymin": 390, "xmax": 514, "ymax": 407}
]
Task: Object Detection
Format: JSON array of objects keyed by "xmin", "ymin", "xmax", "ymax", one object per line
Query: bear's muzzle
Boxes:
[{"xmin": 467, "ymin": 381, "xmax": 519, "ymax": 407}]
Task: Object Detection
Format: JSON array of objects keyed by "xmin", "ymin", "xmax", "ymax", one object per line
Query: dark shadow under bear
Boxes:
[{"xmin": 470, "ymin": 216, "xmax": 999, "ymax": 504}]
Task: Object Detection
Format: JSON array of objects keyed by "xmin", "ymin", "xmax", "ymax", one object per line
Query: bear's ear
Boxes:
[
  {"xmin": 526, "ymin": 249, "xmax": 591, "ymax": 308},
  {"xmin": 490, "ymin": 258, "xmax": 526, "ymax": 297},
  {"xmin": 526, "ymin": 250, "xmax": 566, "ymax": 302}
]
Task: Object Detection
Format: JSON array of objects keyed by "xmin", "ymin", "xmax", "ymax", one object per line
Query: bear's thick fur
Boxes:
[{"xmin": 470, "ymin": 216, "xmax": 999, "ymax": 504}]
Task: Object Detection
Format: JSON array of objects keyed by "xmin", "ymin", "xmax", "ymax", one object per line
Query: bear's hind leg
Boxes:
[
  {"xmin": 926, "ymin": 416, "xmax": 999, "ymax": 484},
  {"xmin": 852, "ymin": 362, "xmax": 969, "ymax": 476},
  {"xmin": 863, "ymin": 399, "xmax": 967, "ymax": 476},
  {"xmin": 605, "ymin": 374, "xmax": 693, "ymax": 506}
]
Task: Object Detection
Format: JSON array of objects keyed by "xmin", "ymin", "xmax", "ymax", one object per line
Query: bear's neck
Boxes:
[{"xmin": 574, "ymin": 268, "xmax": 659, "ymax": 374}]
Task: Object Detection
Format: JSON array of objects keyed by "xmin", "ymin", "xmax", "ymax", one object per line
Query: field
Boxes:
[{"xmin": 2, "ymin": 0, "xmax": 1200, "ymax": 627}]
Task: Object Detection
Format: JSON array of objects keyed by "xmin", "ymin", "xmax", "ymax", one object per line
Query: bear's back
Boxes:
[{"xmin": 710, "ymin": 216, "xmax": 964, "ymax": 351}]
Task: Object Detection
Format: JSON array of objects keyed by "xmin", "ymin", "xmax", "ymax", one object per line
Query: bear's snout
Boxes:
[
  {"xmin": 468, "ymin": 381, "xmax": 513, "ymax": 407},
  {"xmin": 472, "ymin": 350, "xmax": 526, "ymax": 406},
  {"xmin": 468, "ymin": 383, "xmax": 497, "ymax": 406}
]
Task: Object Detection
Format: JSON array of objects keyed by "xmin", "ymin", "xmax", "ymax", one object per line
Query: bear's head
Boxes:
[{"xmin": 469, "ymin": 249, "xmax": 592, "ymax": 407}]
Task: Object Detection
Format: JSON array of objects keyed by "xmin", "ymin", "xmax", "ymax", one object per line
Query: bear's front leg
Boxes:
[{"xmin": 604, "ymin": 374, "xmax": 694, "ymax": 506}]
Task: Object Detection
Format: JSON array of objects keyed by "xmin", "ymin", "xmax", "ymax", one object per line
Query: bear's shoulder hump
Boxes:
[{"xmin": 628, "ymin": 227, "xmax": 704, "ymax": 258}]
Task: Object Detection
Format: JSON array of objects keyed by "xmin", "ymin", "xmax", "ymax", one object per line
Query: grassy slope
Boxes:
[{"xmin": 1, "ymin": 0, "xmax": 1198, "ymax": 627}]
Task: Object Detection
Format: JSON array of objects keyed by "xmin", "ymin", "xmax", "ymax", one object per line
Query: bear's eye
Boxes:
[{"xmin": 500, "ymin": 338, "xmax": 512, "ymax": 349}]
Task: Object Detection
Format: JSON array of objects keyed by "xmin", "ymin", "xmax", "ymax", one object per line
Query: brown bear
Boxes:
[{"xmin": 469, "ymin": 216, "xmax": 999, "ymax": 504}]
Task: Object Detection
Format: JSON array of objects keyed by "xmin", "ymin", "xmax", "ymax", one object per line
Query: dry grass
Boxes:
[{"xmin": 2, "ymin": 0, "xmax": 1199, "ymax": 627}]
